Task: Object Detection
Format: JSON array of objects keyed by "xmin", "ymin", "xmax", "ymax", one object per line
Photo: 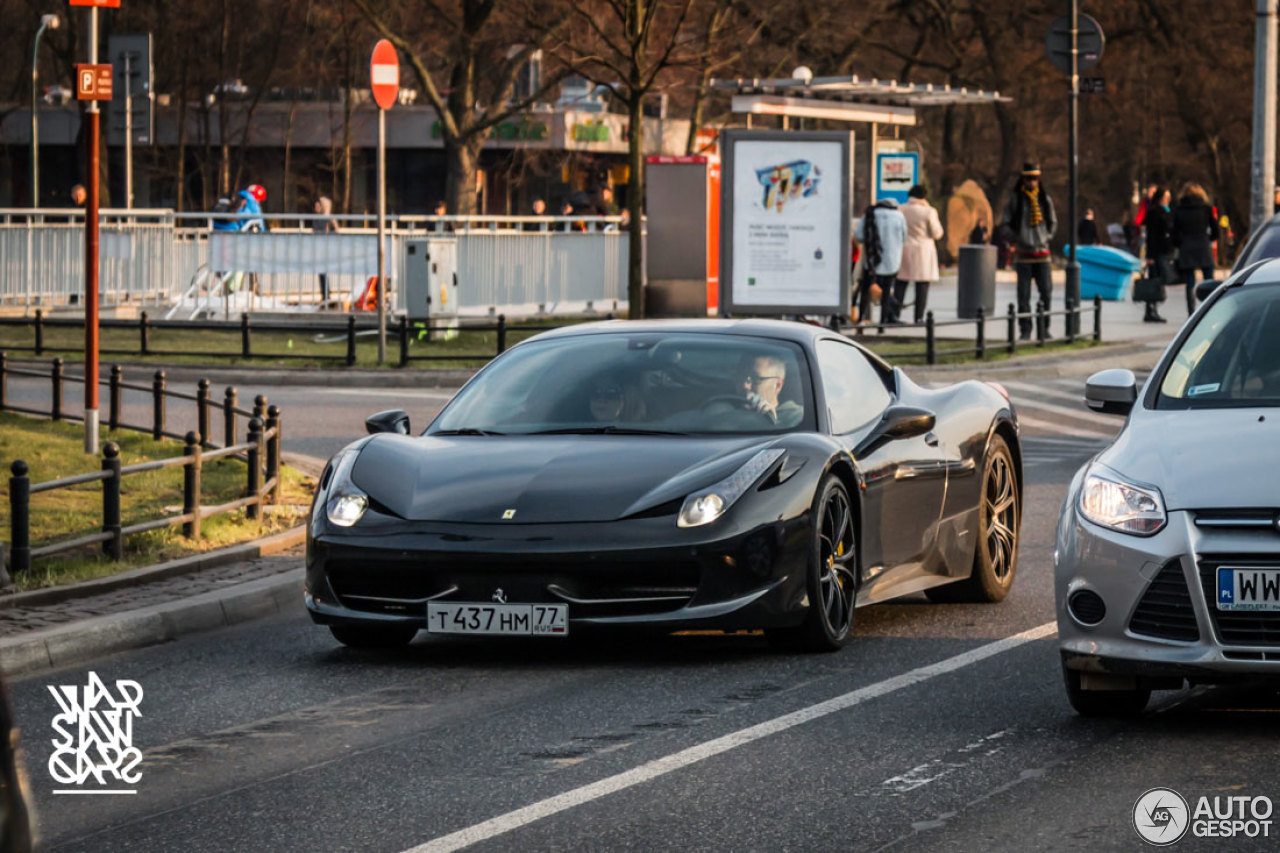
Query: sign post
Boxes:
[
  {"xmin": 370, "ymin": 39, "xmax": 399, "ymax": 364},
  {"xmin": 71, "ymin": 0, "xmax": 122, "ymax": 454}
]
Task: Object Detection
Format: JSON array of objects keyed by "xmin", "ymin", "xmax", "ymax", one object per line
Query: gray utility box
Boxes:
[
  {"xmin": 956, "ymin": 244, "xmax": 997, "ymax": 319},
  {"xmin": 402, "ymin": 238, "xmax": 459, "ymax": 322}
]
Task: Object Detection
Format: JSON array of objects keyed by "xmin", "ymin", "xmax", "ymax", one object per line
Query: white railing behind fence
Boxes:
[{"xmin": 0, "ymin": 209, "xmax": 631, "ymax": 318}]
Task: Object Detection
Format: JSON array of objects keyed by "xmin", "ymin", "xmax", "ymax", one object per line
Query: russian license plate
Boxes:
[
  {"xmin": 1216, "ymin": 568, "xmax": 1280, "ymax": 611},
  {"xmin": 426, "ymin": 602, "xmax": 569, "ymax": 636}
]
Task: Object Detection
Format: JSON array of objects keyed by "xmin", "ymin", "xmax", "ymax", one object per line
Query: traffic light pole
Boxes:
[
  {"xmin": 84, "ymin": 6, "xmax": 101, "ymax": 454},
  {"xmin": 1252, "ymin": 0, "xmax": 1278, "ymax": 235},
  {"xmin": 1064, "ymin": 0, "xmax": 1081, "ymax": 337}
]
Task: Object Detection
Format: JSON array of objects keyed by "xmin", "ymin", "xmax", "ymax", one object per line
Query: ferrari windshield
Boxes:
[
  {"xmin": 431, "ymin": 332, "xmax": 816, "ymax": 435},
  {"xmin": 1158, "ymin": 283, "xmax": 1280, "ymax": 407}
]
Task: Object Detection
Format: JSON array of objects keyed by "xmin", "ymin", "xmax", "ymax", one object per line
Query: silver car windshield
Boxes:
[
  {"xmin": 1159, "ymin": 284, "xmax": 1280, "ymax": 407},
  {"xmin": 431, "ymin": 333, "xmax": 816, "ymax": 434}
]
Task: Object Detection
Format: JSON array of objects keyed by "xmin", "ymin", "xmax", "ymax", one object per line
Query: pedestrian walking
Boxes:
[
  {"xmin": 894, "ymin": 185, "xmax": 945, "ymax": 324},
  {"xmin": 312, "ymin": 196, "xmax": 337, "ymax": 304},
  {"xmin": 1173, "ymin": 182, "xmax": 1220, "ymax": 314},
  {"xmin": 1142, "ymin": 187, "xmax": 1175, "ymax": 323},
  {"xmin": 1000, "ymin": 162, "xmax": 1057, "ymax": 339},
  {"xmin": 853, "ymin": 198, "xmax": 907, "ymax": 326}
]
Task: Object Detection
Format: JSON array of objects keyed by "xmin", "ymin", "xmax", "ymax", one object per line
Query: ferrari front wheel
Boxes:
[
  {"xmin": 926, "ymin": 434, "xmax": 1019, "ymax": 603},
  {"xmin": 768, "ymin": 474, "xmax": 858, "ymax": 653}
]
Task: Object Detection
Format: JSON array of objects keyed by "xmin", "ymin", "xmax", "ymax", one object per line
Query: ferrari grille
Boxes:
[
  {"xmin": 1198, "ymin": 554, "xmax": 1280, "ymax": 647},
  {"xmin": 1128, "ymin": 560, "xmax": 1200, "ymax": 642}
]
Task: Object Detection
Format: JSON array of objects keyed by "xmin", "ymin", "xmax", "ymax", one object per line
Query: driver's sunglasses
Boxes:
[{"xmin": 745, "ymin": 373, "xmax": 782, "ymax": 387}]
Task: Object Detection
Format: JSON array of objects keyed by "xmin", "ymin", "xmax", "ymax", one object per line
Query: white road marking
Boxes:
[
  {"xmin": 1015, "ymin": 414, "xmax": 1114, "ymax": 439},
  {"xmin": 403, "ymin": 622, "xmax": 1058, "ymax": 853},
  {"xmin": 1003, "ymin": 380, "xmax": 1091, "ymax": 405},
  {"xmin": 1010, "ymin": 397, "xmax": 1121, "ymax": 428}
]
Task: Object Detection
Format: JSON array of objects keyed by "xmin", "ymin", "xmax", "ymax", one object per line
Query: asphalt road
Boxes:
[
  {"xmin": 8, "ymin": 366, "xmax": 1280, "ymax": 851},
  {"xmin": 11, "ymin": 418, "xmax": 1280, "ymax": 852}
]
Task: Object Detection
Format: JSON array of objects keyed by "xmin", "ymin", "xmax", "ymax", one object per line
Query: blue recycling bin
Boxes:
[{"xmin": 1074, "ymin": 245, "xmax": 1143, "ymax": 301}]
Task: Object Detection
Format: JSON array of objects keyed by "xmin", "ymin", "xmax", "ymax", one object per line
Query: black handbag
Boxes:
[{"xmin": 1133, "ymin": 276, "xmax": 1167, "ymax": 303}]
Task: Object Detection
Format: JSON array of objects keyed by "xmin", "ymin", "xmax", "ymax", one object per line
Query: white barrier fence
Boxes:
[{"xmin": 0, "ymin": 210, "xmax": 631, "ymax": 319}]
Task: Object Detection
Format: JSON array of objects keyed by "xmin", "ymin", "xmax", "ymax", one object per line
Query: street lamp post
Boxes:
[{"xmin": 30, "ymin": 13, "xmax": 60, "ymax": 207}]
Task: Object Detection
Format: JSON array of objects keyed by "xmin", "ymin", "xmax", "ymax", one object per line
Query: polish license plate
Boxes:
[
  {"xmin": 426, "ymin": 602, "xmax": 569, "ymax": 636},
  {"xmin": 1216, "ymin": 568, "xmax": 1280, "ymax": 611}
]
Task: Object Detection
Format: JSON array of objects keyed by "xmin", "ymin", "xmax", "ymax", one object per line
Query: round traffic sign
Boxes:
[
  {"xmin": 1045, "ymin": 14, "xmax": 1105, "ymax": 74},
  {"xmin": 370, "ymin": 39, "xmax": 400, "ymax": 111}
]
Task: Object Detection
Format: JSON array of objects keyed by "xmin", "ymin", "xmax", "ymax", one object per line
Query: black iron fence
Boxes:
[
  {"xmin": 852, "ymin": 297, "xmax": 1103, "ymax": 364},
  {"xmin": 2, "ymin": 356, "xmax": 282, "ymax": 575},
  {"xmin": 0, "ymin": 311, "xmax": 572, "ymax": 366}
]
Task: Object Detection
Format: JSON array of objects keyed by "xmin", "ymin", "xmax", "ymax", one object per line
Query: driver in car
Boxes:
[{"xmin": 742, "ymin": 355, "xmax": 803, "ymax": 427}]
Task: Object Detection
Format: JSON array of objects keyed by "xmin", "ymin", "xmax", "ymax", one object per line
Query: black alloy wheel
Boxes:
[
  {"xmin": 926, "ymin": 434, "xmax": 1020, "ymax": 603},
  {"xmin": 329, "ymin": 625, "xmax": 419, "ymax": 649},
  {"xmin": 769, "ymin": 474, "xmax": 858, "ymax": 652}
]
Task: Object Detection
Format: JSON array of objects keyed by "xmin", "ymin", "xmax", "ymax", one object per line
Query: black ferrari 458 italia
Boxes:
[{"xmin": 306, "ymin": 319, "xmax": 1022, "ymax": 652}]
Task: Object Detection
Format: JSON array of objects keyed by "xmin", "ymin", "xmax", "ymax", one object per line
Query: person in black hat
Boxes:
[{"xmin": 1000, "ymin": 162, "xmax": 1058, "ymax": 339}]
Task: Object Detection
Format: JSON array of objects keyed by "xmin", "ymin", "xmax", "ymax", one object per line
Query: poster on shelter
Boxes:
[{"xmin": 730, "ymin": 138, "xmax": 845, "ymax": 308}]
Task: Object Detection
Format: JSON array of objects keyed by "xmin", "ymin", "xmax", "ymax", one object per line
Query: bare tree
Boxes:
[{"xmin": 349, "ymin": 0, "xmax": 572, "ymax": 215}]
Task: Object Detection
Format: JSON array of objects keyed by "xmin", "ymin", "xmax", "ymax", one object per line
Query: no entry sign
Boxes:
[
  {"xmin": 69, "ymin": 0, "xmax": 121, "ymax": 6},
  {"xmin": 370, "ymin": 40, "xmax": 399, "ymax": 111}
]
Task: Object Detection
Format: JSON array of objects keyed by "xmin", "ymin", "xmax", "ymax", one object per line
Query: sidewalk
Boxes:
[{"xmin": 0, "ymin": 275, "xmax": 1186, "ymax": 678}]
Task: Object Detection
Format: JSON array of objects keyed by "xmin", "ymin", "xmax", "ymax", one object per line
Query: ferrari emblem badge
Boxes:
[{"xmin": 502, "ymin": 509, "xmax": 516, "ymax": 520}]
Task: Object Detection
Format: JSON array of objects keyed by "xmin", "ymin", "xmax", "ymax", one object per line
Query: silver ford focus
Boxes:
[{"xmin": 1056, "ymin": 260, "xmax": 1280, "ymax": 715}]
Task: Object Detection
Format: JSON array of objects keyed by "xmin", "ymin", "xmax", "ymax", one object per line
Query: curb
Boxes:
[
  {"xmin": 0, "ymin": 568, "xmax": 303, "ymax": 678},
  {"xmin": 0, "ymin": 525, "xmax": 305, "ymax": 612}
]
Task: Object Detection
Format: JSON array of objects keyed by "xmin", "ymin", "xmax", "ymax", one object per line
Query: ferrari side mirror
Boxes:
[
  {"xmin": 365, "ymin": 409, "xmax": 411, "ymax": 435},
  {"xmin": 879, "ymin": 406, "xmax": 937, "ymax": 440},
  {"xmin": 1084, "ymin": 369, "xmax": 1136, "ymax": 417}
]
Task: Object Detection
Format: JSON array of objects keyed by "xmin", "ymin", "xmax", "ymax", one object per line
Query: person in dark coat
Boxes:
[
  {"xmin": 1077, "ymin": 209, "xmax": 1099, "ymax": 246},
  {"xmin": 1143, "ymin": 188, "xmax": 1175, "ymax": 324},
  {"xmin": 1173, "ymin": 182, "xmax": 1220, "ymax": 314}
]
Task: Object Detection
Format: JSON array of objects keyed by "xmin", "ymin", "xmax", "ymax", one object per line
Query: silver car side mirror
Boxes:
[{"xmin": 1084, "ymin": 369, "xmax": 1137, "ymax": 417}]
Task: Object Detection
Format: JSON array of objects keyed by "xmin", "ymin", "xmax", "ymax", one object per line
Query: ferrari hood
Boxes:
[
  {"xmin": 1099, "ymin": 407, "xmax": 1280, "ymax": 510},
  {"xmin": 348, "ymin": 433, "xmax": 774, "ymax": 523}
]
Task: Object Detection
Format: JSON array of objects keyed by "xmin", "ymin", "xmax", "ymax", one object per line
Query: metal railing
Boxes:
[
  {"xmin": 851, "ymin": 297, "xmax": 1103, "ymax": 364},
  {"xmin": 0, "ymin": 209, "xmax": 631, "ymax": 318},
  {"xmin": 2, "ymin": 356, "xmax": 283, "ymax": 574}
]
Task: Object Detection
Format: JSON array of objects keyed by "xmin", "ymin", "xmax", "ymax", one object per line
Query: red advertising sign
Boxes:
[
  {"xmin": 69, "ymin": 0, "xmax": 122, "ymax": 7},
  {"xmin": 76, "ymin": 64, "xmax": 113, "ymax": 100},
  {"xmin": 369, "ymin": 39, "xmax": 399, "ymax": 111}
]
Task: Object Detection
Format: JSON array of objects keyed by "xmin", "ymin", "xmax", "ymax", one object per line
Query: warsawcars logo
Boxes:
[{"xmin": 1134, "ymin": 788, "xmax": 1190, "ymax": 846}]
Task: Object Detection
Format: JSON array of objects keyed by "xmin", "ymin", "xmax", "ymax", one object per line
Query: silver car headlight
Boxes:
[
  {"xmin": 326, "ymin": 492, "xmax": 368, "ymax": 527},
  {"xmin": 678, "ymin": 449, "xmax": 785, "ymax": 528},
  {"xmin": 1079, "ymin": 465, "xmax": 1166, "ymax": 536}
]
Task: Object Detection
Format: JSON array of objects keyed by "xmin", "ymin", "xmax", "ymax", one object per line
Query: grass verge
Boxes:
[{"xmin": 0, "ymin": 411, "xmax": 314, "ymax": 591}]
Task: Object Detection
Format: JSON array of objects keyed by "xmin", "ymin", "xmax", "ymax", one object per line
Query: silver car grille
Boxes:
[
  {"xmin": 1193, "ymin": 509, "xmax": 1279, "ymax": 531},
  {"xmin": 1128, "ymin": 560, "xmax": 1199, "ymax": 642}
]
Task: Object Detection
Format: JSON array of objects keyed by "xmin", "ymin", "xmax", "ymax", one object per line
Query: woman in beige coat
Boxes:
[{"xmin": 893, "ymin": 185, "xmax": 945, "ymax": 323}]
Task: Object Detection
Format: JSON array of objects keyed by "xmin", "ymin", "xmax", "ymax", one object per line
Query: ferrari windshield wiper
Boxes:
[
  {"xmin": 528, "ymin": 426, "xmax": 687, "ymax": 436},
  {"xmin": 433, "ymin": 428, "xmax": 505, "ymax": 436}
]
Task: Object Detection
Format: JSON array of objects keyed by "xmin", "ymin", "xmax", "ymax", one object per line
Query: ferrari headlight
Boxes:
[
  {"xmin": 326, "ymin": 493, "xmax": 368, "ymax": 527},
  {"xmin": 678, "ymin": 449, "xmax": 785, "ymax": 528},
  {"xmin": 1079, "ymin": 466, "xmax": 1165, "ymax": 536}
]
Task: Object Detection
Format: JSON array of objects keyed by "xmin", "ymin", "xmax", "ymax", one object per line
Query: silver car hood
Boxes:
[{"xmin": 1099, "ymin": 407, "xmax": 1280, "ymax": 510}]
